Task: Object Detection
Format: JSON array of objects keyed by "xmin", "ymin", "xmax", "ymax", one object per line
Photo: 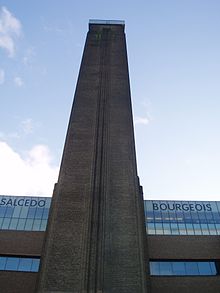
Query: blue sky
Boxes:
[{"xmin": 1, "ymin": 1, "xmax": 220, "ymax": 200}]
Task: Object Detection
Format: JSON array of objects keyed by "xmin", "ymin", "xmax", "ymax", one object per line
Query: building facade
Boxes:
[
  {"xmin": 0, "ymin": 195, "xmax": 50, "ymax": 292},
  {"xmin": 145, "ymin": 200, "xmax": 220, "ymax": 292},
  {"xmin": 2, "ymin": 20, "xmax": 220, "ymax": 293},
  {"xmin": 0, "ymin": 196, "xmax": 219, "ymax": 292}
]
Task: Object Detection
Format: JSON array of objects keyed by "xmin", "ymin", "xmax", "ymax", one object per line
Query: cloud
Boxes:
[
  {"xmin": 134, "ymin": 116, "xmax": 149, "ymax": 125},
  {"xmin": 0, "ymin": 141, "xmax": 59, "ymax": 196},
  {"xmin": 14, "ymin": 76, "xmax": 23, "ymax": 87},
  {"xmin": 0, "ymin": 68, "xmax": 5, "ymax": 84},
  {"xmin": 0, "ymin": 6, "xmax": 22, "ymax": 57}
]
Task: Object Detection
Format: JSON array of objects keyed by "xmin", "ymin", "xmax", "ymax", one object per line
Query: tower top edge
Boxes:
[{"xmin": 89, "ymin": 19, "xmax": 125, "ymax": 26}]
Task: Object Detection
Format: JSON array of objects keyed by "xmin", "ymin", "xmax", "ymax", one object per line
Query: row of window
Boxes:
[
  {"xmin": 0, "ymin": 207, "xmax": 50, "ymax": 219},
  {"xmin": 145, "ymin": 201, "xmax": 220, "ymax": 235},
  {"xmin": 146, "ymin": 222, "xmax": 220, "ymax": 235},
  {"xmin": 0, "ymin": 197, "xmax": 51, "ymax": 231},
  {"xmin": 0, "ymin": 218, "xmax": 48, "ymax": 231},
  {"xmin": 0, "ymin": 256, "xmax": 40, "ymax": 272},
  {"xmin": 150, "ymin": 261, "xmax": 218, "ymax": 276}
]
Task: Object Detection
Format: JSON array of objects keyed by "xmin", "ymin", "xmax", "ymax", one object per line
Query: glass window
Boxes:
[
  {"xmin": 147, "ymin": 223, "xmax": 155, "ymax": 234},
  {"xmin": 186, "ymin": 224, "xmax": 194, "ymax": 235},
  {"xmin": 210, "ymin": 262, "xmax": 217, "ymax": 275},
  {"xmin": 162, "ymin": 223, "xmax": 171, "ymax": 235},
  {"xmin": 170, "ymin": 223, "xmax": 179, "ymax": 235},
  {"xmin": 0, "ymin": 218, "xmax": 4, "ymax": 229},
  {"xmin": 178, "ymin": 224, "xmax": 187, "ymax": 235},
  {"xmin": 0, "ymin": 256, "xmax": 40, "ymax": 272},
  {"xmin": 193, "ymin": 224, "xmax": 202, "ymax": 235},
  {"xmin": 208, "ymin": 224, "xmax": 217, "ymax": 235},
  {"xmin": 19, "ymin": 207, "xmax": 29, "ymax": 218},
  {"xmin": 150, "ymin": 262, "xmax": 160, "ymax": 275},
  {"xmin": 0, "ymin": 207, "xmax": 6, "ymax": 217},
  {"xmin": 0, "ymin": 196, "xmax": 50, "ymax": 231},
  {"xmin": 32, "ymin": 219, "xmax": 41, "ymax": 231},
  {"xmin": 5, "ymin": 207, "xmax": 14, "ymax": 217},
  {"xmin": 198, "ymin": 262, "xmax": 212, "ymax": 275},
  {"xmin": 31, "ymin": 259, "xmax": 40, "ymax": 272},
  {"xmin": 150, "ymin": 261, "xmax": 217, "ymax": 276},
  {"xmin": 35, "ymin": 208, "xmax": 43, "ymax": 219},
  {"xmin": 27, "ymin": 208, "xmax": 36, "ymax": 219},
  {"xmin": 40, "ymin": 220, "xmax": 47, "ymax": 231},
  {"xmin": 2, "ymin": 218, "xmax": 10, "ymax": 229},
  {"xmin": 201, "ymin": 224, "xmax": 209, "ymax": 235},
  {"xmin": 18, "ymin": 258, "xmax": 32, "ymax": 272},
  {"xmin": 144, "ymin": 200, "xmax": 220, "ymax": 235},
  {"xmin": 17, "ymin": 219, "xmax": 26, "ymax": 230},
  {"xmin": 155, "ymin": 223, "xmax": 163, "ymax": 234},
  {"xmin": 42, "ymin": 208, "xmax": 49, "ymax": 219},
  {"xmin": 159, "ymin": 262, "xmax": 172, "ymax": 275},
  {"xmin": 24, "ymin": 219, "xmax": 34, "ymax": 230},
  {"xmin": 172, "ymin": 262, "xmax": 185, "ymax": 275},
  {"xmin": 12, "ymin": 207, "xmax": 21, "ymax": 217},
  {"xmin": 215, "ymin": 224, "xmax": 220, "ymax": 235},
  {"xmin": 0, "ymin": 257, "xmax": 6, "ymax": 270},
  {"xmin": 5, "ymin": 257, "xmax": 19, "ymax": 271},
  {"xmin": 185, "ymin": 262, "xmax": 199, "ymax": 275},
  {"xmin": 9, "ymin": 218, "xmax": 18, "ymax": 230}
]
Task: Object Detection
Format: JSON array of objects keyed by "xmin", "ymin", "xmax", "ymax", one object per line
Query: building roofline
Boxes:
[{"xmin": 89, "ymin": 19, "xmax": 125, "ymax": 26}]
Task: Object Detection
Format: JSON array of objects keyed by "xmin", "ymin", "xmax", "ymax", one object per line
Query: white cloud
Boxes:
[
  {"xmin": 14, "ymin": 76, "xmax": 23, "ymax": 87},
  {"xmin": 134, "ymin": 116, "xmax": 149, "ymax": 125},
  {"xmin": 0, "ymin": 141, "xmax": 59, "ymax": 196},
  {"xmin": 0, "ymin": 6, "xmax": 22, "ymax": 57},
  {"xmin": 0, "ymin": 68, "xmax": 5, "ymax": 84}
]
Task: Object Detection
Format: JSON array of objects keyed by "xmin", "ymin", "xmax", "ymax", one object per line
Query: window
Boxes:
[
  {"xmin": 0, "ymin": 256, "xmax": 40, "ymax": 272},
  {"xmin": 0, "ymin": 196, "xmax": 51, "ymax": 232},
  {"xmin": 145, "ymin": 200, "xmax": 220, "ymax": 235},
  {"xmin": 150, "ymin": 260, "xmax": 218, "ymax": 276}
]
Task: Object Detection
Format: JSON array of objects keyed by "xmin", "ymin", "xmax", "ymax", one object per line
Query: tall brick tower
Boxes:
[{"xmin": 36, "ymin": 20, "xmax": 148, "ymax": 293}]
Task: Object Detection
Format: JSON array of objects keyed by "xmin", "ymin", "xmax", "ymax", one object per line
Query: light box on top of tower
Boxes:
[{"xmin": 89, "ymin": 19, "xmax": 125, "ymax": 26}]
